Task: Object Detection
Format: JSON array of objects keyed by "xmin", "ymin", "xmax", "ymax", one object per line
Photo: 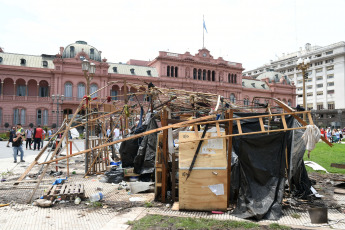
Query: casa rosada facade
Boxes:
[{"xmin": 0, "ymin": 41, "xmax": 296, "ymax": 130}]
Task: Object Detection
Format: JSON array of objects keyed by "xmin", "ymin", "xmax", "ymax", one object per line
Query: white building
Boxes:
[{"xmin": 244, "ymin": 42, "xmax": 345, "ymax": 111}]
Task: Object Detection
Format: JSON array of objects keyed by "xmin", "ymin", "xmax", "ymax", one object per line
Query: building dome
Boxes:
[
  {"xmin": 62, "ymin": 41, "xmax": 101, "ymax": 62},
  {"xmin": 256, "ymin": 71, "xmax": 291, "ymax": 84}
]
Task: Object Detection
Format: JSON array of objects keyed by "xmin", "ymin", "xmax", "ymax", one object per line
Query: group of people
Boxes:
[
  {"xmin": 6, "ymin": 124, "xmax": 53, "ymax": 163},
  {"xmin": 320, "ymin": 127, "xmax": 345, "ymax": 143}
]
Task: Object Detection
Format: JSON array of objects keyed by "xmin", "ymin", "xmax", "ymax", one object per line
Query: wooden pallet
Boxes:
[{"xmin": 43, "ymin": 183, "xmax": 85, "ymax": 200}]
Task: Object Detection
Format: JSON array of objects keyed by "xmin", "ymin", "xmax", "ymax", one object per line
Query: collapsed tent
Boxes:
[{"xmin": 230, "ymin": 113, "xmax": 312, "ymax": 220}]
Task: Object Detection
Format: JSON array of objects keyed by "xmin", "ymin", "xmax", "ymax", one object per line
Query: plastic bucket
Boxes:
[{"xmin": 308, "ymin": 207, "xmax": 328, "ymax": 224}]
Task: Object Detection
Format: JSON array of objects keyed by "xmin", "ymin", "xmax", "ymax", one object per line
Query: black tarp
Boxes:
[
  {"xmin": 133, "ymin": 118, "xmax": 158, "ymax": 175},
  {"xmin": 230, "ymin": 113, "xmax": 312, "ymax": 220}
]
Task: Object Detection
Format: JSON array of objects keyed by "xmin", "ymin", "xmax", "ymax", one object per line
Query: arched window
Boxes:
[
  {"xmin": 77, "ymin": 83, "xmax": 85, "ymax": 99},
  {"xmin": 288, "ymin": 100, "xmax": 292, "ymax": 106},
  {"xmin": 212, "ymin": 71, "xmax": 215, "ymax": 81},
  {"xmin": 171, "ymin": 66, "xmax": 174, "ymax": 77},
  {"xmin": 70, "ymin": 46, "xmax": 75, "ymax": 58},
  {"xmin": 207, "ymin": 70, "xmax": 211, "ymax": 81},
  {"xmin": 111, "ymin": 86, "xmax": 118, "ymax": 100},
  {"xmin": 175, "ymin": 67, "xmax": 178, "ymax": 77},
  {"xmin": 16, "ymin": 83, "xmax": 26, "ymax": 96},
  {"xmin": 90, "ymin": 84, "xmax": 98, "ymax": 97},
  {"xmin": 230, "ymin": 93, "xmax": 236, "ymax": 103},
  {"xmin": 203, "ymin": 70, "xmax": 206, "ymax": 80},
  {"xmin": 37, "ymin": 109, "xmax": 42, "ymax": 125},
  {"xmin": 234, "ymin": 74, "xmax": 237, "ymax": 84},
  {"xmin": 0, "ymin": 108, "xmax": 2, "ymax": 126},
  {"xmin": 228, "ymin": 74, "xmax": 231, "ymax": 83},
  {"xmin": 39, "ymin": 81, "xmax": 49, "ymax": 97},
  {"xmin": 64, "ymin": 82, "xmax": 73, "ymax": 100},
  {"xmin": 167, "ymin": 66, "xmax": 170, "ymax": 77},
  {"xmin": 243, "ymin": 98, "xmax": 250, "ymax": 106},
  {"xmin": 198, "ymin": 69, "xmax": 202, "ymax": 80},
  {"xmin": 193, "ymin": 68, "xmax": 197, "ymax": 79}
]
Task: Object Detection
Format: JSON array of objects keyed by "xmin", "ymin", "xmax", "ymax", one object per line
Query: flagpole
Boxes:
[{"xmin": 203, "ymin": 15, "xmax": 204, "ymax": 48}]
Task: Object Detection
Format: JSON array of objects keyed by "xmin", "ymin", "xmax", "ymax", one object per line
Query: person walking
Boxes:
[
  {"xmin": 33, "ymin": 125, "xmax": 43, "ymax": 151},
  {"xmin": 25, "ymin": 127, "xmax": 33, "ymax": 150},
  {"xmin": 6, "ymin": 126, "xmax": 16, "ymax": 147},
  {"xmin": 12, "ymin": 131, "xmax": 25, "ymax": 163}
]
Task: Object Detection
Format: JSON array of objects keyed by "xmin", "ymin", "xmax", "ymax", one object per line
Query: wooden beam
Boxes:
[
  {"xmin": 161, "ymin": 108, "xmax": 168, "ymax": 203},
  {"xmin": 40, "ymin": 114, "xmax": 217, "ymax": 165},
  {"xmin": 236, "ymin": 120, "xmax": 242, "ymax": 134},
  {"xmin": 226, "ymin": 109, "xmax": 233, "ymax": 206},
  {"xmin": 259, "ymin": 117, "xmax": 265, "ymax": 132}
]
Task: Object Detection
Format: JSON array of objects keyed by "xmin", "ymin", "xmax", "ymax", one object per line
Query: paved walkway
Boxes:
[{"xmin": 1, "ymin": 140, "xmax": 345, "ymax": 230}]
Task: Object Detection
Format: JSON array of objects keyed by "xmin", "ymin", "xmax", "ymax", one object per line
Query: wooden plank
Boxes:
[
  {"xmin": 179, "ymin": 131, "xmax": 227, "ymax": 169},
  {"xmin": 179, "ymin": 169, "xmax": 228, "ymax": 211},
  {"xmin": 226, "ymin": 109, "xmax": 233, "ymax": 206},
  {"xmin": 308, "ymin": 112, "xmax": 314, "ymax": 125},
  {"xmin": 259, "ymin": 117, "xmax": 265, "ymax": 132},
  {"xmin": 41, "ymin": 114, "xmax": 217, "ymax": 165},
  {"xmin": 281, "ymin": 115, "xmax": 287, "ymax": 130},
  {"xmin": 161, "ymin": 108, "xmax": 168, "ymax": 203},
  {"xmin": 193, "ymin": 125, "xmax": 199, "ymax": 138},
  {"xmin": 236, "ymin": 120, "xmax": 242, "ymax": 134},
  {"xmin": 331, "ymin": 163, "xmax": 345, "ymax": 169},
  {"xmin": 216, "ymin": 122, "xmax": 221, "ymax": 137}
]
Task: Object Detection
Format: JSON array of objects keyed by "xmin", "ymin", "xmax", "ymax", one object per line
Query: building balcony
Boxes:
[{"xmin": 0, "ymin": 95, "xmax": 52, "ymax": 102}]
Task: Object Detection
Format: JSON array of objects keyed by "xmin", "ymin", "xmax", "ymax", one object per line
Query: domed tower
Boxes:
[{"xmin": 62, "ymin": 41, "xmax": 102, "ymax": 62}]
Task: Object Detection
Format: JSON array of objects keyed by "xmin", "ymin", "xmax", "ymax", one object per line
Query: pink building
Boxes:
[{"xmin": 0, "ymin": 41, "xmax": 296, "ymax": 131}]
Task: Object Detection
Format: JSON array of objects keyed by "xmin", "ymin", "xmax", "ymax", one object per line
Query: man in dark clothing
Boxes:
[
  {"xmin": 12, "ymin": 131, "xmax": 25, "ymax": 163},
  {"xmin": 33, "ymin": 125, "xmax": 43, "ymax": 151},
  {"xmin": 6, "ymin": 127, "xmax": 16, "ymax": 147}
]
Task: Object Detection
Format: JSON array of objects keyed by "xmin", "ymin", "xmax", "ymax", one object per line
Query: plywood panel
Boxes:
[
  {"xmin": 179, "ymin": 131, "xmax": 226, "ymax": 169},
  {"xmin": 179, "ymin": 169, "xmax": 228, "ymax": 211}
]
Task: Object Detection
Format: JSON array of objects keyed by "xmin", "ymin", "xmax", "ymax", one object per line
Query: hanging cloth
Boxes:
[{"xmin": 302, "ymin": 125, "xmax": 321, "ymax": 158}]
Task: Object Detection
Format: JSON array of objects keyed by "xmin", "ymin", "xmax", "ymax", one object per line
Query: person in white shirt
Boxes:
[{"xmin": 25, "ymin": 127, "xmax": 33, "ymax": 150}]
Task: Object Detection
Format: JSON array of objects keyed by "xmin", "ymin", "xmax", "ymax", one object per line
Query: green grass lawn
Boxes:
[
  {"xmin": 303, "ymin": 142, "xmax": 345, "ymax": 174},
  {"xmin": 127, "ymin": 214, "xmax": 292, "ymax": 230}
]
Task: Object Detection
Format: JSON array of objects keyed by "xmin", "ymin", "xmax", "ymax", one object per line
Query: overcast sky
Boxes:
[{"xmin": 1, "ymin": 0, "xmax": 344, "ymax": 70}]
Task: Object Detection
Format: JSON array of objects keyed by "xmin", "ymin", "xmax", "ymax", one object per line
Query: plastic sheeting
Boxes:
[
  {"xmin": 230, "ymin": 113, "xmax": 312, "ymax": 220},
  {"xmin": 133, "ymin": 118, "xmax": 158, "ymax": 175}
]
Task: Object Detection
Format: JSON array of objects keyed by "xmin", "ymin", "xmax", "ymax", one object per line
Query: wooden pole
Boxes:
[
  {"xmin": 66, "ymin": 133, "xmax": 69, "ymax": 177},
  {"xmin": 226, "ymin": 109, "xmax": 234, "ymax": 206},
  {"xmin": 161, "ymin": 108, "xmax": 168, "ymax": 202},
  {"xmin": 124, "ymin": 80, "xmax": 129, "ymax": 135},
  {"xmin": 40, "ymin": 114, "xmax": 217, "ymax": 165}
]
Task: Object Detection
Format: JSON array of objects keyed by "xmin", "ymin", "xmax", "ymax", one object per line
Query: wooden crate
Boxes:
[
  {"xmin": 179, "ymin": 169, "xmax": 228, "ymax": 211},
  {"xmin": 43, "ymin": 183, "xmax": 85, "ymax": 201}
]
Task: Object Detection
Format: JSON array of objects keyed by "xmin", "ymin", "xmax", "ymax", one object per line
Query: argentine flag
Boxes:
[{"xmin": 203, "ymin": 18, "xmax": 208, "ymax": 33}]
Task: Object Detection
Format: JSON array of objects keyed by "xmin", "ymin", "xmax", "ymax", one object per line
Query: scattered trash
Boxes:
[
  {"xmin": 166, "ymin": 204, "xmax": 170, "ymax": 208},
  {"xmin": 129, "ymin": 197, "xmax": 145, "ymax": 202},
  {"xmin": 52, "ymin": 177, "xmax": 67, "ymax": 185},
  {"xmin": 0, "ymin": 204, "xmax": 9, "ymax": 207},
  {"xmin": 74, "ymin": 197, "xmax": 81, "ymax": 205},
  {"xmin": 305, "ymin": 161, "xmax": 329, "ymax": 173},
  {"xmin": 35, "ymin": 199, "xmax": 53, "ymax": 207},
  {"xmin": 211, "ymin": 211, "xmax": 224, "ymax": 214},
  {"xmin": 96, "ymin": 187, "xmax": 103, "ymax": 191},
  {"xmin": 129, "ymin": 182, "xmax": 154, "ymax": 194},
  {"xmin": 89, "ymin": 192, "xmax": 103, "ymax": 202},
  {"xmin": 104, "ymin": 168, "xmax": 124, "ymax": 183},
  {"xmin": 72, "ymin": 171, "xmax": 76, "ymax": 174}
]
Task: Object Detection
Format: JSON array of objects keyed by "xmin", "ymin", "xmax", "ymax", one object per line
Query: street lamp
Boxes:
[
  {"xmin": 82, "ymin": 59, "xmax": 96, "ymax": 173},
  {"xmin": 52, "ymin": 94, "xmax": 64, "ymax": 128},
  {"xmin": 296, "ymin": 57, "xmax": 310, "ymax": 121}
]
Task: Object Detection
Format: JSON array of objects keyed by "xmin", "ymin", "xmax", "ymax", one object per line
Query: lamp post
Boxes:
[
  {"xmin": 296, "ymin": 57, "xmax": 310, "ymax": 121},
  {"xmin": 82, "ymin": 59, "xmax": 96, "ymax": 173},
  {"xmin": 51, "ymin": 94, "xmax": 64, "ymax": 128}
]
